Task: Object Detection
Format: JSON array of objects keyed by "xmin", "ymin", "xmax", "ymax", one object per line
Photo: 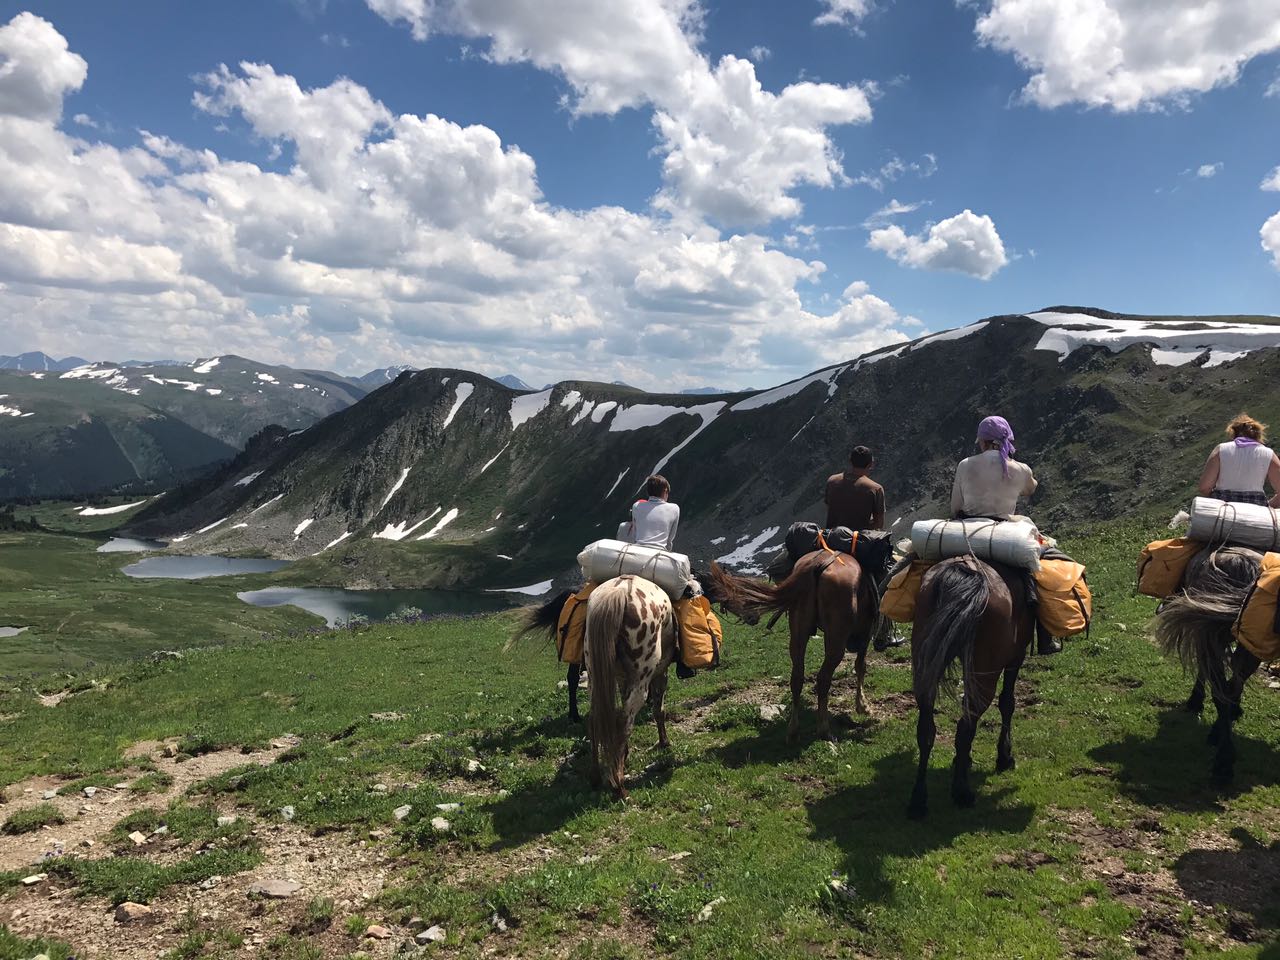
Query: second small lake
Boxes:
[
  {"xmin": 122, "ymin": 556, "xmax": 291, "ymax": 579},
  {"xmin": 98, "ymin": 537, "xmax": 169, "ymax": 553},
  {"xmin": 236, "ymin": 586, "xmax": 512, "ymax": 626}
]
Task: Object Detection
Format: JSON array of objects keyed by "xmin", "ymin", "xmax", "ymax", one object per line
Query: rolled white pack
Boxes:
[
  {"xmin": 1187, "ymin": 496, "xmax": 1280, "ymax": 550},
  {"xmin": 910, "ymin": 518, "xmax": 1043, "ymax": 572},
  {"xmin": 578, "ymin": 538, "xmax": 693, "ymax": 600}
]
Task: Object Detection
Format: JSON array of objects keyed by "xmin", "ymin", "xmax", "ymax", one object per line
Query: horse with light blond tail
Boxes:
[
  {"xmin": 583, "ymin": 575, "xmax": 678, "ymax": 798},
  {"xmin": 709, "ymin": 551, "xmax": 878, "ymax": 742}
]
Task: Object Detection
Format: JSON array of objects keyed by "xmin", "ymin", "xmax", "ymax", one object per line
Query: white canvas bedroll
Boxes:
[
  {"xmin": 578, "ymin": 539, "xmax": 693, "ymax": 600},
  {"xmin": 1187, "ymin": 496, "xmax": 1280, "ymax": 550},
  {"xmin": 910, "ymin": 518, "xmax": 1044, "ymax": 572}
]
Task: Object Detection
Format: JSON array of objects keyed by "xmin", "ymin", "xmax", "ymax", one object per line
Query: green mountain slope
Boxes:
[
  {"xmin": 127, "ymin": 310, "xmax": 1280, "ymax": 587},
  {"xmin": 0, "ymin": 356, "xmax": 371, "ymax": 499}
]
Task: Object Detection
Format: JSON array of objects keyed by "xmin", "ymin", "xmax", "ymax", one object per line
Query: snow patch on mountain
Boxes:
[
  {"xmin": 605, "ymin": 468, "xmax": 630, "ymax": 499},
  {"xmin": 196, "ymin": 517, "xmax": 228, "ymax": 534},
  {"xmin": 488, "ymin": 580, "xmax": 553, "ymax": 596},
  {"xmin": 379, "ymin": 467, "xmax": 411, "ymax": 511},
  {"xmin": 480, "ymin": 443, "xmax": 510, "ymax": 474},
  {"xmin": 235, "ymin": 471, "xmax": 263, "ymax": 487},
  {"xmin": 418, "ymin": 507, "xmax": 459, "ymax": 540},
  {"xmin": 292, "ymin": 518, "xmax": 314, "ymax": 538},
  {"xmin": 373, "ymin": 517, "xmax": 430, "ymax": 541},
  {"xmin": 648, "ymin": 403, "xmax": 726, "ymax": 475},
  {"xmin": 77, "ymin": 499, "xmax": 148, "ymax": 516},
  {"xmin": 1028, "ymin": 312, "xmax": 1280, "ymax": 366},
  {"xmin": 442, "ymin": 383, "xmax": 474, "ymax": 429},
  {"xmin": 731, "ymin": 367, "xmax": 846, "ymax": 412},
  {"xmin": 509, "ymin": 388, "xmax": 553, "ymax": 428},
  {"xmin": 716, "ymin": 526, "xmax": 782, "ymax": 573},
  {"xmin": 192, "ymin": 357, "xmax": 221, "ymax": 374}
]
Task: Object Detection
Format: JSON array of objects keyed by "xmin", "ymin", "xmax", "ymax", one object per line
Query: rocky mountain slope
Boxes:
[
  {"xmin": 0, "ymin": 352, "xmax": 87, "ymax": 372},
  {"xmin": 125, "ymin": 308, "xmax": 1280, "ymax": 589},
  {"xmin": 0, "ymin": 357, "xmax": 370, "ymax": 499}
]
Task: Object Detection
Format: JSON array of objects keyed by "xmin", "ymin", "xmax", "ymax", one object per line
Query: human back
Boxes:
[
  {"xmin": 629, "ymin": 474, "xmax": 680, "ymax": 550},
  {"xmin": 951, "ymin": 415, "xmax": 1037, "ymax": 520},
  {"xmin": 825, "ymin": 445, "xmax": 885, "ymax": 530},
  {"xmin": 1199, "ymin": 413, "xmax": 1280, "ymax": 507}
]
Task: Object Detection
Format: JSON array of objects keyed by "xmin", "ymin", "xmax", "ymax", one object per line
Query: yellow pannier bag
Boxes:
[
  {"xmin": 1035, "ymin": 558, "xmax": 1092, "ymax": 638},
  {"xmin": 1233, "ymin": 552, "xmax": 1280, "ymax": 661},
  {"xmin": 675, "ymin": 595, "xmax": 723, "ymax": 670},
  {"xmin": 556, "ymin": 582, "xmax": 598, "ymax": 665},
  {"xmin": 1137, "ymin": 538, "xmax": 1200, "ymax": 598},
  {"xmin": 881, "ymin": 559, "xmax": 934, "ymax": 624}
]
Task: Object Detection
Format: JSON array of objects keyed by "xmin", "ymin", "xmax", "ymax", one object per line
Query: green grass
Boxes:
[
  {"xmin": 0, "ymin": 927, "xmax": 75, "ymax": 960},
  {"xmin": 0, "ymin": 531, "xmax": 320, "ymax": 675},
  {"xmin": 0, "ymin": 518, "xmax": 1277, "ymax": 957},
  {"xmin": 1, "ymin": 803, "xmax": 65, "ymax": 835}
]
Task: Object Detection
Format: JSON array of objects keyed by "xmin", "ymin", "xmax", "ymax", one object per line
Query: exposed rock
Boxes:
[
  {"xmin": 20, "ymin": 873, "xmax": 46, "ymax": 886},
  {"xmin": 666, "ymin": 851, "xmax": 692, "ymax": 861},
  {"xmin": 114, "ymin": 902, "xmax": 152, "ymax": 923},
  {"xmin": 41, "ymin": 790, "xmax": 56, "ymax": 800},
  {"xmin": 490, "ymin": 912, "xmax": 508, "ymax": 933},
  {"xmin": 434, "ymin": 803, "xmax": 460, "ymax": 812},
  {"xmin": 430, "ymin": 817, "xmax": 451, "ymax": 832},
  {"xmin": 393, "ymin": 805, "xmax": 412, "ymax": 821},
  {"xmin": 216, "ymin": 815, "xmax": 237, "ymax": 827},
  {"xmin": 128, "ymin": 830, "xmax": 149, "ymax": 846},
  {"xmin": 697, "ymin": 896, "xmax": 726, "ymax": 922},
  {"xmin": 465, "ymin": 759, "xmax": 485, "ymax": 775},
  {"xmin": 758, "ymin": 704, "xmax": 785, "ymax": 722},
  {"xmin": 151, "ymin": 825, "xmax": 169, "ymax": 837},
  {"xmin": 247, "ymin": 879, "xmax": 301, "ymax": 899},
  {"xmin": 280, "ymin": 805, "xmax": 295, "ymax": 821},
  {"xmin": 417, "ymin": 924, "xmax": 447, "ymax": 944},
  {"xmin": 82, "ymin": 787, "xmax": 96, "ymax": 798},
  {"xmin": 372, "ymin": 783, "xmax": 388, "ymax": 793},
  {"xmin": 370, "ymin": 712, "xmax": 405, "ymax": 722},
  {"xmin": 365, "ymin": 924, "xmax": 392, "ymax": 939}
]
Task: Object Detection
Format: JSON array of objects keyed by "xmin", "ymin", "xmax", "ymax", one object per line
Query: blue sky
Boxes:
[{"xmin": 1, "ymin": 0, "xmax": 1278, "ymax": 387}]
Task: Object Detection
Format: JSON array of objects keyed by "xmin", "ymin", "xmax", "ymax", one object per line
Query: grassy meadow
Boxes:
[{"xmin": 0, "ymin": 519, "xmax": 1277, "ymax": 959}]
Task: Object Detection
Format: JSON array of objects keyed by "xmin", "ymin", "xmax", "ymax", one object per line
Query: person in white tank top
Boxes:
[{"xmin": 1197, "ymin": 413, "xmax": 1280, "ymax": 507}]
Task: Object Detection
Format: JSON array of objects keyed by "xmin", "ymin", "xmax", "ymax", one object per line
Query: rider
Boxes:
[
  {"xmin": 825, "ymin": 445, "xmax": 886, "ymax": 531},
  {"xmin": 950, "ymin": 416, "xmax": 1057, "ymax": 654},
  {"xmin": 1197, "ymin": 413, "xmax": 1280, "ymax": 507},
  {"xmin": 629, "ymin": 474, "xmax": 680, "ymax": 550}
]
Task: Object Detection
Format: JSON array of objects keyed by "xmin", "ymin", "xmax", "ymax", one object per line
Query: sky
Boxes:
[{"xmin": 1, "ymin": 0, "xmax": 1279, "ymax": 390}]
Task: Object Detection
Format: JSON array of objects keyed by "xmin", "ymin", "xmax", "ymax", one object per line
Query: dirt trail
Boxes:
[{"xmin": 0, "ymin": 736, "xmax": 299, "ymax": 872}]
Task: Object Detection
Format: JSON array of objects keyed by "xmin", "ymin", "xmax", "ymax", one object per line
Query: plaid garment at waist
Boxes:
[{"xmin": 1211, "ymin": 489, "xmax": 1271, "ymax": 507}]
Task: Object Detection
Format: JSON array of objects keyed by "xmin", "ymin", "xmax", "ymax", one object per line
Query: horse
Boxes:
[
  {"xmin": 1153, "ymin": 545, "xmax": 1263, "ymax": 785},
  {"xmin": 907, "ymin": 556, "xmax": 1035, "ymax": 819},
  {"xmin": 709, "ymin": 550, "xmax": 878, "ymax": 742},
  {"xmin": 582, "ymin": 575, "xmax": 678, "ymax": 798}
]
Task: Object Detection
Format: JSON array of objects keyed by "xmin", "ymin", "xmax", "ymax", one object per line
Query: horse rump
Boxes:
[{"xmin": 912, "ymin": 556, "xmax": 990, "ymax": 715}]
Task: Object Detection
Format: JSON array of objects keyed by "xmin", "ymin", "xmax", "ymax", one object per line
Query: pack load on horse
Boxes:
[
  {"xmin": 883, "ymin": 419, "xmax": 1092, "ymax": 653},
  {"xmin": 766, "ymin": 522, "xmax": 896, "ymax": 589}
]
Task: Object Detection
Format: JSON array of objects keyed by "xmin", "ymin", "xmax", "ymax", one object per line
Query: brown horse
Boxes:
[
  {"xmin": 908, "ymin": 556, "xmax": 1034, "ymax": 819},
  {"xmin": 582, "ymin": 575, "xmax": 678, "ymax": 798},
  {"xmin": 1154, "ymin": 545, "xmax": 1263, "ymax": 785},
  {"xmin": 710, "ymin": 551, "xmax": 877, "ymax": 741}
]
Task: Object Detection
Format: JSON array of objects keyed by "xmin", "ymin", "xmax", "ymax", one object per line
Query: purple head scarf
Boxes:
[{"xmin": 977, "ymin": 416, "xmax": 1016, "ymax": 478}]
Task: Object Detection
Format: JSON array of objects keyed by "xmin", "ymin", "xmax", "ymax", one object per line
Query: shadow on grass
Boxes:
[
  {"xmin": 706, "ymin": 713, "xmax": 881, "ymax": 770},
  {"xmin": 806, "ymin": 750, "xmax": 1037, "ymax": 907},
  {"xmin": 1174, "ymin": 827, "xmax": 1280, "ymax": 946},
  {"xmin": 485, "ymin": 742, "xmax": 682, "ymax": 851},
  {"xmin": 1088, "ymin": 708, "xmax": 1280, "ymax": 810}
]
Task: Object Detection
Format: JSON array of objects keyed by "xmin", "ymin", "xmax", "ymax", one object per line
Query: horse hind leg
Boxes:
[
  {"xmin": 814, "ymin": 638, "xmax": 846, "ymax": 742},
  {"xmin": 852, "ymin": 644, "xmax": 873, "ymax": 717},
  {"xmin": 567, "ymin": 663, "xmax": 583, "ymax": 722},
  {"xmin": 908, "ymin": 696, "xmax": 936, "ymax": 819},
  {"xmin": 787, "ymin": 620, "xmax": 811, "ymax": 743},
  {"xmin": 952, "ymin": 678, "xmax": 997, "ymax": 808},
  {"xmin": 1184, "ymin": 668, "xmax": 1206, "ymax": 715},
  {"xmin": 649, "ymin": 669, "xmax": 670, "ymax": 750},
  {"xmin": 1211, "ymin": 646, "xmax": 1261, "ymax": 786},
  {"xmin": 996, "ymin": 662, "xmax": 1021, "ymax": 773}
]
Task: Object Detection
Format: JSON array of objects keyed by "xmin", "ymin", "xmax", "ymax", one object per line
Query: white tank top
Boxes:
[{"xmin": 1216, "ymin": 441, "xmax": 1274, "ymax": 492}]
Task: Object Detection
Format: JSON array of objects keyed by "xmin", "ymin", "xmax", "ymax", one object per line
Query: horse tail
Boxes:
[
  {"xmin": 1154, "ymin": 546, "xmax": 1261, "ymax": 696},
  {"xmin": 585, "ymin": 580, "xmax": 628, "ymax": 793},
  {"xmin": 913, "ymin": 557, "xmax": 989, "ymax": 716},
  {"xmin": 503, "ymin": 589, "xmax": 572, "ymax": 652},
  {"xmin": 708, "ymin": 561, "xmax": 812, "ymax": 625}
]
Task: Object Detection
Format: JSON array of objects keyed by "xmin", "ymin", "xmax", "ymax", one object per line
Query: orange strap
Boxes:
[{"xmin": 815, "ymin": 528, "xmax": 848, "ymax": 565}]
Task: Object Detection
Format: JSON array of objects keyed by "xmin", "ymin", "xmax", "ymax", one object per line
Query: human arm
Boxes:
[
  {"xmin": 1022, "ymin": 465, "xmax": 1038, "ymax": 498},
  {"xmin": 667, "ymin": 505, "xmax": 680, "ymax": 551},
  {"xmin": 872, "ymin": 486, "xmax": 885, "ymax": 531},
  {"xmin": 950, "ymin": 468, "xmax": 964, "ymax": 519},
  {"xmin": 1197, "ymin": 449, "xmax": 1221, "ymax": 497},
  {"xmin": 1268, "ymin": 453, "xmax": 1280, "ymax": 509}
]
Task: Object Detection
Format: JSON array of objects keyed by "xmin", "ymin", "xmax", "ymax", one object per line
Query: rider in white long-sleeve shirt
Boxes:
[{"xmin": 628, "ymin": 475, "xmax": 680, "ymax": 550}]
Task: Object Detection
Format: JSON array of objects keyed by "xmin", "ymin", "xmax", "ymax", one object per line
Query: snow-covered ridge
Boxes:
[{"xmin": 1027, "ymin": 311, "xmax": 1280, "ymax": 368}]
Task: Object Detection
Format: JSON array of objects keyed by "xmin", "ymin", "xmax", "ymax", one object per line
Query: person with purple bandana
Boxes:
[
  {"xmin": 1196, "ymin": 413, "xmax": 1280, "ymax": 508},
  {"xmin": 951, "ymin": 416, "xmax": 1038, "ymax": 521},
  {"xmin": 950, "ymin": 416, "xmax": 1059, "ymax": 653}
]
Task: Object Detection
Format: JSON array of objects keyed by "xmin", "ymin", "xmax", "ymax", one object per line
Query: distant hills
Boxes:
[
  {"xmin": 125, "ymin": 308, "xmax": 1280, "ymax": 590},
  {"xmin": 0, "ymin": 352, "xmax": 88, "ymax": 372}
]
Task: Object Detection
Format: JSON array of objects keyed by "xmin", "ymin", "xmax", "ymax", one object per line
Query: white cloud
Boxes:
[
  {"xmin": 852, "ymin": 152, "xmax": 937, "ymax": 191},
  {"xmin": 1268, "ymin": 72, "xmax": 1280, "ymax": 97},
  {"xmin": 1196, "ymin": 162, "xmax": 1223, "ymax": 178},
  {"xmin": 1261, "ymin": 166, "xmax": 1280, "ymax": 192},
  {"xmin": 71, "ymin": 111, "xmax": 96, "ymax": 128},
  {"xmin": 0, "ymin": 13, "xmax": 914, "ymax": 391},
  {"xmin": 972, "ymin": 0, "xmax": 1280, "ymax": 111},
  {"xmin": 0, "ymin": 12, "xmax": 87, "ymax": 121},
  {"xmin": 867, "ymin": 209, "xmax": 1009, "ymax": 280},
  {"xmin": 361, "ymin": 0, "xmax": 873, "ymax": 227},
  {"xmin": 748, "ymin": 44, "xmax": 771, "ymax": 61},
  {"xmin": 862, "ymin": 197, "xmax": 927, "ymax": 227},
  {"xmin": 1262, "ymin": 211, "xmax": 1280, "ymax": 269},
  {"xmin": 814, "ymin": 0, "xmax": 873, "ymax": 29}
]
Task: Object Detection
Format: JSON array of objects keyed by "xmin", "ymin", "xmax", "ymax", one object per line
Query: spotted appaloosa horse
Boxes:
[
  {"xmin": 1154, "ymin": 545, "xmax": 1263, "ymax": 785},
  {"xmin": 710, "ymin": 551, "xmax": 878, "ymax": 742},
  {"xmin": 580, "ymin": 575, "xmax": 678, "ymax": 798}
]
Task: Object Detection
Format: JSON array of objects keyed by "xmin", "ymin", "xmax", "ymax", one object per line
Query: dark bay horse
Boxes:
[
  {"xmin": 1154, "ymin": 545, "xmax": 1263, "ymax": 785},
  {"xmin": 908, "ymin": 556, "xmax": 1034, "ymax": 818},
  {"xmin": 710, "ymin": 551, "xmax": 877, "ymax": 741}
]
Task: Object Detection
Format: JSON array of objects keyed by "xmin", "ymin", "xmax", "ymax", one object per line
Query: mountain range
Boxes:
[{"xmin": 123, "ymin": 307, "xmax": 1280, "ymax": 590}]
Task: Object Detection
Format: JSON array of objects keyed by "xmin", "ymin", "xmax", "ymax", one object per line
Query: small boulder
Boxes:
[
  {"xmin": 416, "ymin": 925, "xmax": 446, "ymax": 944},
  {"xmin": 430, "ymin": 817, "xmax": 451, "ymax": 832},
  {"xmin": 82, "ymin": 787, "xmax": 97, "ymax": 798},
  {"xmin": 128, "ymin": 831, "xmax": 149, "ymax": 846},
  {"xmin": 372, "ymin": 783, "xmax": 388, "ymax": 793},
  {"xmin": 280, "ymin": 805, "xmax": 295, "ymax": 821},
  {"xmin": 151, "ymin": 825, "xmax": 169, "ymax": 837},
  {"xmin": 758, "ymin": 704, "xmax": 785, "ymax": 722},
  {"xmin": 434, "ymin": 803, "xmax": 461, "ymax": 813},
  {"xmin": 115, "ymin": 902, "xmax": 152, "ymax": 923},
  {"xmin": 216, "ymin": 815, "xmax": 237, "ymax": 828},
  {"xmin": 696, "ymin": 896, "xmax": 726, "ymax": 922},
  {"xmin": 364, "ymin": 924, "xmax": 392, "ymax": 939},
  {"xmin": 247, "ymin": 879, "xmax": 301, "ymax": 899},
  {"xmin": 20, "ymin": 873, "xmax": 46, "ymax": 886},
  {"xmin": 41, "ymin": 790, "xmax": 56, "ymax": 800},
  {"xmin": 392, "ymin": 805, "xmax": 412, "ymax": 821},
  {"xmin": 465, "ymin": 759, "xmax": 485, "ymax": 775}
]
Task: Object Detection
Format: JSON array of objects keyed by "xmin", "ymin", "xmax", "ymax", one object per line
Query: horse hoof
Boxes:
[
  {"xmin": 996, "ymin": 756, "xmax": 1016, "ymax": 773},
  {"xmin": 568, "ymin": 711, "xmax": 582, "ymax": 723},
  {"xmin": 855, "ymin": 703, "xmax": 875, "ymax": 718},
  {"xmin": 1183, "ymin": 698, "xmax": 1203, "ymax": 715}
]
